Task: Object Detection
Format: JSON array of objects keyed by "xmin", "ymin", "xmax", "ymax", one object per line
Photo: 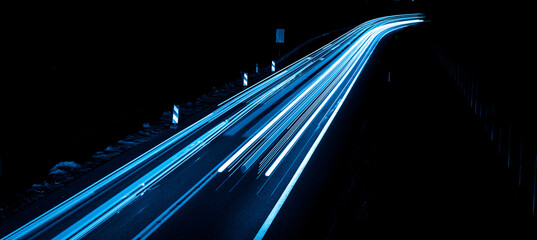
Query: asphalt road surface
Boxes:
[{"xmin": 1, "ymin": 14, "xmax": 424, "ymax": 240}]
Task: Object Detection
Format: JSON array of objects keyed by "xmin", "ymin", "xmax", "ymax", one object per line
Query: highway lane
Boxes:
[{"xmin": 1, "ymin": 14, "xmax": 423, "ymax": 239}]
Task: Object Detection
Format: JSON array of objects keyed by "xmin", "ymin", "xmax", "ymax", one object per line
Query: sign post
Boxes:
[{"xmin": 275, "ymin": 29, "xmax": 285, "ymax": 57}]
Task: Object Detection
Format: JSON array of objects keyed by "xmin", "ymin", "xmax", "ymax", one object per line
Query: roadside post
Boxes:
[
  {"xmin": 243, "ymin": 72, "xmax": 248, "ymax": 87},
  {"xmin": 171, "ymin": 105, "xmax": 179, "ymax": 128}
]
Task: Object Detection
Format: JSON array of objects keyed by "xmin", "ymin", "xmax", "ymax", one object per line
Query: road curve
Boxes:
[{"xmin": 1, "ymin": 13, "xmax": 423, "ymax": 240}]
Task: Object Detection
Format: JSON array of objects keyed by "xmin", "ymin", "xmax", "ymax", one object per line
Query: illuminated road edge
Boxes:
[{"xmin": 1, "ymin": 14, "xmax": 423, "ymax": 240}]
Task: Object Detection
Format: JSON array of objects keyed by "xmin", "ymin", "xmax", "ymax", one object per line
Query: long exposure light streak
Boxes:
[
  {"xmin": 255, "ymin": 17, "xmax": 423, "ymax": 239},
  {"xmin": 1, "ymin": 14, "xmax": 423, "ymax": 240}
]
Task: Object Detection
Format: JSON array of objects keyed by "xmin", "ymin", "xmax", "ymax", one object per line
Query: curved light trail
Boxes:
[{"xmin": 1, "ymin": 13, "xmax": 423, "ymax": 240}]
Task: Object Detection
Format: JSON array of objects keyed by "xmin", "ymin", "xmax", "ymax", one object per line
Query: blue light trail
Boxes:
[
  {"xmin": 1, "ymin": 13, "xmax": 423, "ymax": 240},
  {"xmin": 256, "ymin": 17, "xmax": 423, "ymax": 239}
]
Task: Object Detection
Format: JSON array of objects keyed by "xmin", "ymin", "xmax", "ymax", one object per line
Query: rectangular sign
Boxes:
[{"xmin": 275, "ymin": 29, "xmax": 285, "ymax": 43}]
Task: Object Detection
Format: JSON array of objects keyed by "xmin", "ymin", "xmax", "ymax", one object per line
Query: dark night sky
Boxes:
[
  {"xmin": 0, "ymin": 1, "xmax": 393, "ymax": 145},
  {"xmin": 1, "ymin": 0, "xmax": 533, "ymax": 197},
  {"xmin": 0, "ymin": 2, "xmax": 379, "ymax": 189}
]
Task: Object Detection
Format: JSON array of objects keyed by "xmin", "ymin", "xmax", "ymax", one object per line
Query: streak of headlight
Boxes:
[
  {"xmin": 217, "ymin": 55, "xmax": 347, "ymax": 173},
  {"xmin": 217, "ymin": 20, "xmax": 381, "ymax": 174},
  {"xmin": 53, "ymin": 121, "xmax": 229, "ymax": 239},
  {"xmin": 264, "ymin": 19, "xmax": 422, "ymax": 177},
  {"xmin": 255, "ymin": 17, "xmax": 423, "ymax": 239}
]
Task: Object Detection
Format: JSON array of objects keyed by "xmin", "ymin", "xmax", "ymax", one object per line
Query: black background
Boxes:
[{"xmin": 0, "ymin": 0, "xmax": 533, "ymax": 216}]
